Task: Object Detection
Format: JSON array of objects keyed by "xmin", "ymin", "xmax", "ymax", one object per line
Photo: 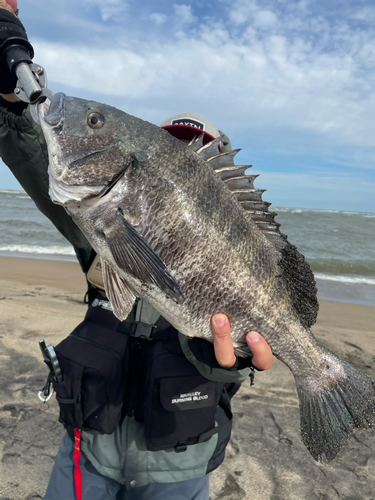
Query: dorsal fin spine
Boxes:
[
  {"xmin": 192, "ymin": 140, "xmax": 291, "ymax": 256},
  {"xmin": 195, "ymin": 136, "xmax": 222, "ymax": 155}
]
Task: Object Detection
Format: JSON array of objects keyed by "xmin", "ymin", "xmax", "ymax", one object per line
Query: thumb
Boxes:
[
  {"xmin": 6, "ymin": 0, "xmax": 17, "ymax": 12},
  {"xmin": 246, "ymin": 332, "xmax": 273, "ymax": 370},
  {"xmin": 0, "ymin": 1, "xmax": 17, "ymax": 14}
]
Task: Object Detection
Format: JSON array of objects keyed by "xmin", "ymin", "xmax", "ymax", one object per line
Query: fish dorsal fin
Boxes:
[
  {"xmin": 192, "ymin": 138, "xmax": 318, "ymax": 327},
  {"xmin": 193, "ymin": 141, "xmax": 285, "ymax": 248},
  {"xmin": 195, "ymin": 136, "xmax": 222, "ymax": 160},
  {"xmin": 207, "ymin": 149, "xmax": 242, "ymax": 169},
  {"xmin": 188, "ymin": 133, "xmax": 205, "ymax": 152},
  {"xmin": 278, "ymin": 244, "xmax": 319, "ymax": 328}
]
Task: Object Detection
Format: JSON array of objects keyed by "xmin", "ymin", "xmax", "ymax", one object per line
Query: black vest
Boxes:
[{"xmin": 52, "ymin": 301, "xmax": 236, "ymax": 456}]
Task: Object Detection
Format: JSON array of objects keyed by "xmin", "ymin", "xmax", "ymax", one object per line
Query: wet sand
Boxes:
[{"xmin": 0, "ymin": 256, "xmax": 375, "ymax": 500}]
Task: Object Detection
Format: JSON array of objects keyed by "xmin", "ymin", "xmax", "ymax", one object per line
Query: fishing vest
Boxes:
[{"xmin": 51, "ymin": 295, "xmax": 234, "ymax": 453}]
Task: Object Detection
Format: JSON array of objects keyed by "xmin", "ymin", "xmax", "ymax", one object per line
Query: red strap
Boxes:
[{"xmin": 73, "ymin": 428, "xmax": 82, "ymax": 500}]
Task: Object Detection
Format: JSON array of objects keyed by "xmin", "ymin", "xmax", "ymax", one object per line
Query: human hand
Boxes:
[
  {"xmin": 212, "ymin": 313, "xmax": 273, "ymax": 370},
  {"xmin": 0, "ymin": 0, "xmax": 28, "ymax": 98},
  {"xmin": 0, "ymin": 0, "xmax": 17, "ymax": 15}
]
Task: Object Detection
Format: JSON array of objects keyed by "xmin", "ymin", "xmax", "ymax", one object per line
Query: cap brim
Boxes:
[{"xmin": 162, "ymin": 124, "xmax": 216, "ymax": 145}]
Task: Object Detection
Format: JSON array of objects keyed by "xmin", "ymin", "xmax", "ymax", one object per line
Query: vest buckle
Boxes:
[{"xmin": 174, "ymin": 441, "xmax": 188, "ymax": 453}]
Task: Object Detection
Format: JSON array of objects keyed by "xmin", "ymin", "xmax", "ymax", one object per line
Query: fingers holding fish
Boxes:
[
  {"xmin": 246, "ymin": 331, "xmax": 273, "ymax": 370},
  {"xmin": 212, "ymin": 313, "xmax": 237, "ymax": 368},
  {"xmin": 212, "ymin": 314, "xmax": 273, "ymax": 370}
]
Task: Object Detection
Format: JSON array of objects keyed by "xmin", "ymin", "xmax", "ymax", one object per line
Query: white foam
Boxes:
[
  {"xmin": 0, "ymin": 245, "xmax": 75, "ymax": 256},
  {"xmin": 315, "ymin": 273, "xmax": 375, "ymax": 286},
  {"xmin": 0, "ymin": 189, "xmax": 25, "ymax": 195},
  {"xmin": 273, "ymin": 207, "xmax": 375, "ymax": 217}
]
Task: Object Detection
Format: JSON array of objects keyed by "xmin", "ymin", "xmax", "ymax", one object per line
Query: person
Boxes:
[{"xmin": 0, "ymin": 2, "xmax": 273, "ymax": 499}]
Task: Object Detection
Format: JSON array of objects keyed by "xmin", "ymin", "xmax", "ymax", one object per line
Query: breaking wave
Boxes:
[
  {"xmin": 0, "ymin": 244, "xmax": 75, "ymax": 255},
  {"xmin": 314, "ymin": 273, "xmax": 375, "ymax": 287}
]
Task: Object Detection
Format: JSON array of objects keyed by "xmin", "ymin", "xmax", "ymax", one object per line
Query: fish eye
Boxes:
[{"xmin": 88, "ymin": 112, "xmax": 105, "ymax": 129}]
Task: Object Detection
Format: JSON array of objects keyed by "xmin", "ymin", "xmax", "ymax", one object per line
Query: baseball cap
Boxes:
[{"xmin": 160, "ymin": 112, "xmax": 220, "ymax": 145}]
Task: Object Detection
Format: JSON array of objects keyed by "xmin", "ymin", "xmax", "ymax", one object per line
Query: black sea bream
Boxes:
[{"xmin": 40, "ymin": 93, "xmax": 375, "ymax": 461}]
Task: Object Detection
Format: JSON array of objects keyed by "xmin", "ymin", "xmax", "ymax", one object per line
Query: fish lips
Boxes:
[{"xmin": 40, "ymin": 92, "xmax": 66, "ymax": 126}]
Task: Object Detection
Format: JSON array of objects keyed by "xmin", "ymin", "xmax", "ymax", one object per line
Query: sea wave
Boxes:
[
  {"xmin": 314, "ymin": 273, "xmax": 375, "ymax": 286},
  {"xmin": 0, "ymin": 189, "xmax": 25, "ymax": 195},
  {"xmin": 0, "ymin": 244, "xmax": 75, "ymax": 255},
  {"xmin": 274, "ymin": 207, "xmax": 374, "ymax": 216},
  {"xmin": 310, "ymin": 260, "xmax": 374, "ymax": 278}
]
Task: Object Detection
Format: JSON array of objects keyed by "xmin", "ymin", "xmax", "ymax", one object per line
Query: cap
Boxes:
[{"xmin": 160, "ymin": 112, "xmax": 220, "ymax": 145}]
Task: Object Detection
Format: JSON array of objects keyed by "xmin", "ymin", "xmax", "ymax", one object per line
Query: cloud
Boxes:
[
  {"xmin": 173, "ymin": 4, "xmax": 197, "ymax": 26},
  {"xmin": 149, "ymin": 13, "xmax": 167, "ymax": 25},
  {"xmin": 15, "ymin": 0, "xmax": 375, "ymax": 212},
  {"xmin": 32, "ymin": 5, "xmax": 375, "ymax": 156},
  {"xmin": 253, "ymin": 10, "xmax": 278, "ymax": 28},
  {"xmin": 82, "ymin": 0, "xmax": 128, "ymax": 22}
]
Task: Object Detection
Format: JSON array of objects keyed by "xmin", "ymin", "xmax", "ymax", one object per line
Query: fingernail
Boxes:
[
  {"xmin": 246, "ymin": 332, "xmax": 260, "ymax": 342},
  {"xmin": 213, "ymin": 314, "xmax": 226, "ymax": 327}
]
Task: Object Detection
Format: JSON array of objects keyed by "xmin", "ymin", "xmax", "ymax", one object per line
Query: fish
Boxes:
[{"xmin": 39, "ymin": 92, "xmax": 375, "ymax": 462}]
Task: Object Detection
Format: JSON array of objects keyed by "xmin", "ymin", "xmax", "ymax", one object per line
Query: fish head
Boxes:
[{"xmin": 39, "ymin": 92, "xmax": 156, "ymax": 208}]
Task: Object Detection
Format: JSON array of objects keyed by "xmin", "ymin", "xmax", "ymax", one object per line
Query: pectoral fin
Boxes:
[
  {"xmin": 101, "ymin": 259, "xmax": 137, "ymax": 321},
  {"xmin": 106, "ymin": 209, "xmax": 184, "ymax": 304}
]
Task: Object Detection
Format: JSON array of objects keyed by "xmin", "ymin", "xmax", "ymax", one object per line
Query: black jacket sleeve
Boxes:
[{"xmin": 0, "ymin": 101, "xmax": 95, "ymax": 272}]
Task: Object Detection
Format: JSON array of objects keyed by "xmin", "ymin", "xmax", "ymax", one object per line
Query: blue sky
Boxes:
[{"xmin": 1, "ymin": 0, "xmax": 375, "ymax": 212}]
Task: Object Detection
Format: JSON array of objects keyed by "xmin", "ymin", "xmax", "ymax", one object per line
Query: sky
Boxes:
[{"xmin": 1, "ymin": 0, "xmax": 375, "ymax": 212}]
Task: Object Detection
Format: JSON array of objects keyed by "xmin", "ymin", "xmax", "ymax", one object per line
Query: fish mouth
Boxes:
[{"xmin": 40, "ymin": 92, "xmax": 66, "ymax": 126}]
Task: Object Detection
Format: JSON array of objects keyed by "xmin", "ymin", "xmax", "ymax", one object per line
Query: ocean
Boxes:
[{"xmin": 0, "ymin": 189, "xmax": 374, "ymax": 306}]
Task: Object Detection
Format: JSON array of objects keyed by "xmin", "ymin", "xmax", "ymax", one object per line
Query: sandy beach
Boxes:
[{"xmin": 0, "ymin": 255, "xmax": 375, "ymax": 500}]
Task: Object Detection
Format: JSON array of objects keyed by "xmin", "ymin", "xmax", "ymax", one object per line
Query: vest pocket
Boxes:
[
  {"xmin": 53, "ymin": 365, "xmax": 84, "ymax": 429},
  {"xmin": 52, "ymin": 313, "xmax": 129, "ymax": 434},
  {"xmin": 144, "ymin": 373, "xmax": 224, "ymax": 451}
]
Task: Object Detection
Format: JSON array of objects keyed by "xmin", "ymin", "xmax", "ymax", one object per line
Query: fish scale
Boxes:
[
  {"xmin": 40, "ymin": 93, "xmax": 375, "ymax": 462},
  {"xmin": 138, "ymin": 158, "xmax": 285, "ymax": 343}
]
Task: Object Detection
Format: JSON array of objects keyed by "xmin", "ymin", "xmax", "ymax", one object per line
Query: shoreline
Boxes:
[
  {"xmin": 1, "ymin": 256, "xmax": 375, "ymax": 499},
  {"xmin": 1, "ymin": 253, "xmax": 375, "ymax": 307},
  {"xmin": 315, "ymin": 277, "xmax": 375, "ymax": 307}
]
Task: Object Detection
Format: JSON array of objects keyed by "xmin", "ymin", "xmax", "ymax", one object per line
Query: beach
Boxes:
[{"xmin": 0, "ymin": 256, "xmax": 375, "ymax": 500}]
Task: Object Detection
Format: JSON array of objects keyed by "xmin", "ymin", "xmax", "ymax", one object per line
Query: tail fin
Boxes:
[{"xmin": 297, "ymin": 357, "xmax": 375, "ymax": 461}]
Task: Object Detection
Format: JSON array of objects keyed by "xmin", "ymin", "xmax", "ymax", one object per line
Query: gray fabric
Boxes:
[
  {"xmin": 117, "ymin": 475, "xmax": 209, "ymax": 500},
  {"xmin": 44, "ymin": 433, "xmax": 209, "ymax": 500},
  {"xmin": 135, "ymin": 298, "xmax": 161, "ymax": 325},
  {"xmin": 81, "ymin": 415, "xmax": 218, "ymax": 488},
  {"xmin": 218, "ymin": 130, "xmax": 232, "ymax": 152},
  {"xmin": 44, "ymin": 433, "xmax": 120, "ymax": 500}
]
